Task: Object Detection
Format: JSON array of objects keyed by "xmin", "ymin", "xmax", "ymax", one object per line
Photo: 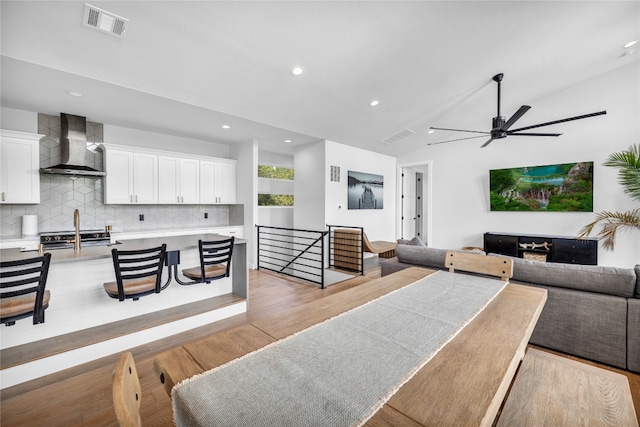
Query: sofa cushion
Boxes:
[
  {"xmin": 396, "ymin": 245, "xmax": 447, "ymax": 269},
  {"xmin": 502, "ymin": 255, "xmax": 636, "ymax": 298},
  {"xmin": 397, "ymin": 237, "xmax": 426, "ymax": 246},
  {"xmin": 635, "ymin": 265, "xmax": 640, "ymax": 298},
  {"xmin": 408, "ymin": 236, "xmax": 426, "ymax": 247}
]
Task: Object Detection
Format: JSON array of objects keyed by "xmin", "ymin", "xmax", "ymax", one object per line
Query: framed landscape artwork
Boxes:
[
  {"xmin": 348, "ymin": 170, "xmax": 384, "ymax": 210},
  {"xmin": 489, "ymin": 162, "xmax": 593, "ymax": 212}
]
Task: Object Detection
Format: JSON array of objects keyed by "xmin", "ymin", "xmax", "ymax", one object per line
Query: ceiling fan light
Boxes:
[{"xmin": 623, "ymin": 39, "xmax": 638, "ymax": 49}]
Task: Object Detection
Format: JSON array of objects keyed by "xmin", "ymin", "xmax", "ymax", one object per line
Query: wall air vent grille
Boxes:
[
  {"xmin": 83, "ymin": 3, "xmax": 129, "ymax": 38},
  {"xmin": 380, "ymin": 129, "xmax": 415, "ymax": 145},
  {"xmin": 330, "ymin": 165, "xmax": 340, "ymax": 182}
]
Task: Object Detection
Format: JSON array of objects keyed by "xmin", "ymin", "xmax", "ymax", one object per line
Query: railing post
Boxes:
[
  {"xmin": 321, "ymin": 230, "xmax": 325, "ymax": 289},
  {"xmin": 256, "ymin": 225, "xmax": 261, "ymax": 270},
  {"xmin": 360, "ymin": 227, "xmax": 365, "ymax": 276}
]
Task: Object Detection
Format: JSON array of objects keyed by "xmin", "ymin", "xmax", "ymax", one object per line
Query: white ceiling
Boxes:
[{"xmin": 1, "ymin": 1, "xmax": 638, "ymax": 156}]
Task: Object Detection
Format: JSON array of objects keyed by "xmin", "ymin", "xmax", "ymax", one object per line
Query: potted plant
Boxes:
[{"xmin": 578, "ymin": 144, "xmax": 640, "ymax": 249}]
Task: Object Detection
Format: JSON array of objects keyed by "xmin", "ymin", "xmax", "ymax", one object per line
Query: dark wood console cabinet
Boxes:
[{"xmin": 484, "ymin": 232, "xmax": 598, "ymax": 265}]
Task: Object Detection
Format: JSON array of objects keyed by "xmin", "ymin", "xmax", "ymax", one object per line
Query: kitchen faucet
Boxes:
[{"xmin": 74, "ymin": 209, "xmax": 81, "ymax": 251}]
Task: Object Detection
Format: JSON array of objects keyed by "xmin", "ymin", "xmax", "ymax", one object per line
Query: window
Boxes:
[
  {"xmin": 258, "ymin": 164, "xmax": 294, "ymax": 206},
  {"xmin": 258, "ymin": 194, "xmax": 294, "ymax": 206},
  {"xmin": 257, "ymin": 165, "xmax": 294, "ymax": 180}
]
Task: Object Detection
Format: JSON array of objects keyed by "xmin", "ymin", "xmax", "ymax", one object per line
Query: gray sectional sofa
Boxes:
[{"xmin": 380, "ymin": 242, "xmax": 640, "ymax": 373}]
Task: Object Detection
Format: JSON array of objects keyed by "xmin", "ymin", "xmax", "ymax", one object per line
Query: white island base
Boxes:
[{"xmin": 0, "ymin": 236, "xmax": 248, "ymax": 389}]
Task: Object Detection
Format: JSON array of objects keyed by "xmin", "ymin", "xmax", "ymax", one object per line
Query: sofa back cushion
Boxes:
[
  {"xmin": 507, "ymin": 256, "xmax": 637, "ymax": 298},
  {"xmin": 635, "ymin": 265, "xmax": 640, "ymax": 298},
  {"xmin": 396, "ymin": 245, "xmax": 448, "ymax": 269}
]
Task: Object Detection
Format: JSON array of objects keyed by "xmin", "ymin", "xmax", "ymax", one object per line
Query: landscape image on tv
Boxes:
[{"xmin": 489, "ymin": 162, "xmax": 593, "ymax": 212}]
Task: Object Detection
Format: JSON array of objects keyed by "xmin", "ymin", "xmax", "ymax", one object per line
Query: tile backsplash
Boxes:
[{"xmin": 0, "ymin": 114, "xmax": 239, "ymax": 237}]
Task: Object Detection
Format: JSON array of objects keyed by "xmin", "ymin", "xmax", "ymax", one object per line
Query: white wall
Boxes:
[
  {"xmin": 104, "ymin": 125, "xmax": 230, "ymax": 158},
  {"xmin": 234, "ymin": 139, "xmax": 258, "ymax": 268},
  {"xmin": 0, "ymin": 107, "xmax": 232, "ymax": 158},
  {"xmin": 258, "ymin": 207, "xmax": 294, "ymax": 228},
  {"xmin": 324, "ymin": 140, "xmax": 397, "ymax": 242},
  {"xmin": 259, "ymin": 149, "xmax": 294, "ymax": 168},
  {"xmin": 397, "ymin": 62, "xmax": 640, "ymax": 267},
  {"xmin": 293, "ymin": 141, "xmax": 326, "ymax": 231},
  {"xmin": 0, "ymin": 107, "xmax": 38, "ymax": 133}
]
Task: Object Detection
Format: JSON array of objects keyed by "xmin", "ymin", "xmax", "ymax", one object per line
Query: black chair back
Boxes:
[
  {"xmin": 110, "ymin": 244, "xmax": 166, "ymax": 301},
  {"xmin": 1, "ymin": 253, "xmax": 52, "ymax": 326},
  {"xmin": 197, "ymin": 237, "xmax": 234, "ymax": 282}
]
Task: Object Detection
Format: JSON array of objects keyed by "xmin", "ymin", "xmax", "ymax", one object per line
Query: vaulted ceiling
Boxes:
[{"xmin": 1, "ymin": 1, "xmax": 638, "ymax": 156}]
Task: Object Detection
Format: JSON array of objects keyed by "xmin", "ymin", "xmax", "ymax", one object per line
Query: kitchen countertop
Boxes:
[
  {"xmin": 0, "ymin": 225, "xmax": 243, "ymax": 251},
  {"xmin": 0, "ymin": 233, "xmax": 246, "ymax": 264}
]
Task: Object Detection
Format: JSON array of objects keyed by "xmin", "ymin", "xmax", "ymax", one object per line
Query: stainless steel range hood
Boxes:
[{"xmin": 39, "ymin": 113, "xmax": 106, "ymax": 177}]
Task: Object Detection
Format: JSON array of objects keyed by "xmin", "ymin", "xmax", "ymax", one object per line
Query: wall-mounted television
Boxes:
[{"xmin": 489, "ymin": 162, "xmax": 593, "ymax": 212}]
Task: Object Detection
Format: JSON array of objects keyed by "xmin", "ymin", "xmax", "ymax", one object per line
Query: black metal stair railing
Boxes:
[{"xmin": 256, "ymin": 225, "xmax": 329, "ymax": 288}]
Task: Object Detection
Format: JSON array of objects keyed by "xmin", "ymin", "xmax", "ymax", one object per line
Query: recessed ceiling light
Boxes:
[
  {"xmin": 221, "ymin": 125, "xmax": 230, "ymax": 129},
  {"xmin": 624, "ymin": 39, "xmax": 638, "ymax": 49},
  {"xmin": 291, "ymin": 66, "xmax": 304, "ymax": 76},
  {"xmin": 65, "ymin": 90, "xmax": 83, "ymax": 97},
  {"xmin": 284, "ymin": 139, "xmax": 292, "ymax": 143},
  {"xmin": 370, "ymin": 100, "xmax": 380, "ymax": 107}
]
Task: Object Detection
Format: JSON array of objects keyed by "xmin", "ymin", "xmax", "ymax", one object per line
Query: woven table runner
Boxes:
[{"xmin": 172, "ymin": 271, "xmax": 507, "ymax": 426}]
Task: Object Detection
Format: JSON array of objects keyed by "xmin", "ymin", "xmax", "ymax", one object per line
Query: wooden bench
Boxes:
[{"xmin": 497, "ymin": 347, "xmax": 638, "ymax": 426}]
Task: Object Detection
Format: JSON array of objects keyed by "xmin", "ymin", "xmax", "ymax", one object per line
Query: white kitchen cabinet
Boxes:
[
  {"xmin": 200, "ymin": 160, "xmax": 236, "ymax": 204},
  {"xmin": 0, "ymin": 130, "xmax": 41, "ymax": 204},
  {"xmin": 159, "ymin": 156, "xmax": 200, "ymax": 204},
  {"xmin": 103, "ymin": 148, "xmax": 158, "ymax": 204},
  {"xmin": 216, "ymin": 161, "xmax": 236, "ymax": 204}
]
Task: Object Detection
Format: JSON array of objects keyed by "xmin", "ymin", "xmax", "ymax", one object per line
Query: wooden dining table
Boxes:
[{"xmin": 154, "ymin": 267, "xmax": 547, "ymax": 426}]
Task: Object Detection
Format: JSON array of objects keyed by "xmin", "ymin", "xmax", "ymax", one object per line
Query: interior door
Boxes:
[{"xmin": 401, "ymin": 168, "xmax": 416, "ymax": 239}]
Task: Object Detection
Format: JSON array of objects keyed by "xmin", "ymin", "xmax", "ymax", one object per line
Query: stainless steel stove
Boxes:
[{"xmin": 40, "ymin": 229, "xmax": 113, "ymax": 250}]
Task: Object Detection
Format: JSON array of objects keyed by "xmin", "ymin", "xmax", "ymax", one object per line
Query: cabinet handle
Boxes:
[
  {"xmin": 135, "ymin": 195, "xmax": 138, "ymax": 203},
  {"xmin": 181, "ymin": 196, "xmax": 184, "ymax": 203},
  {"xmin": 130, "ymin": 195, "xmax": 133, "ymax": 202},
  {"xmin": 1, "ymin": 192, "xmax": 4, "ymax": 201},
  {"xmin": 177, "ymin": 196, "xmax": 180, "ymax": 203}
]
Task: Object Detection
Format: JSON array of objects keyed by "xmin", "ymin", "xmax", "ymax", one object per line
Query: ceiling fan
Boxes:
[{"xmin": 428, "ymin": 73, "xmax": 606, "ymax": 147}]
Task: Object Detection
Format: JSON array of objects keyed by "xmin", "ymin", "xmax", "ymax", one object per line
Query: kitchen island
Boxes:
[{"xmin": 0, "ymin": 234, "xmax": 247, "ymax": 389}]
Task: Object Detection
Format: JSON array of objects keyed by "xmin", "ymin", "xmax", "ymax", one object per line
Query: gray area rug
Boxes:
[{"xmin": 172, "ymin": 271, "xmax": 507, "ymax": 427}]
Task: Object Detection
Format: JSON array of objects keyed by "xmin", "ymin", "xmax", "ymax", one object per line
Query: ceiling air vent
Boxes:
[
  {"xmin": 83, "ymin": 4, "xmax": 129, "ymax": 38},
  {"xmin": 380, "ymin": 129, "xmax": 416, "ymax": 145}
]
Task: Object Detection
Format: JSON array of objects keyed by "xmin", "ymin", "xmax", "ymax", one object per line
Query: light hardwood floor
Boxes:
[{"xmin": 1, "ymin": 265, "xmax": 638, "ymax": 426}]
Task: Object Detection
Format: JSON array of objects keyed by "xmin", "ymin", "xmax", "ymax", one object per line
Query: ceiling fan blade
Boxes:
[
  {"xmin": 428, "ymin": 134, "xmax": 488, "ymax": 145},
  {"xmin": 501, "ymin": 105, "xmax": 531, "ymax": 131},
  {"xmin": 429, "ymin": 126, "xmax": 490, "ymax": 135},
  {"xmin": 507, "ymin": 132, "xmax": 562, "ymax": 137},
  {"xmin": 509, "ymin": 110, "xmax": 606, "ymax": 133},
  {"xmin": 480, "ymin": 137, "xmax": 495, "ymax": 148}
]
